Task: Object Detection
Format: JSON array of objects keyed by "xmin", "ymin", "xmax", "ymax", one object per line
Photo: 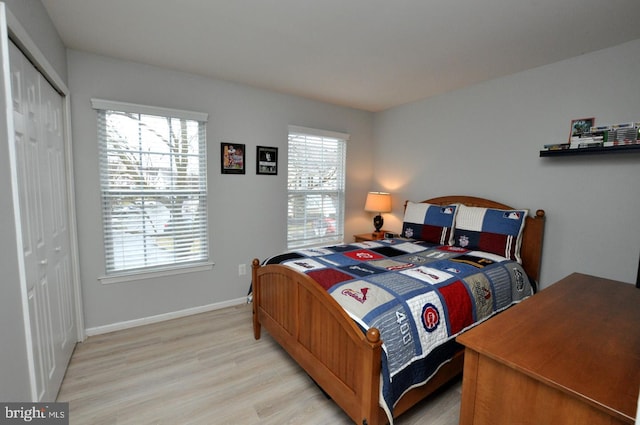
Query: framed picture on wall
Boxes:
[
  {"xmin": 256, "ymin": 146, "xmax": 278, "ymax": 175},
  {"xmin": 221, "ymin": 143, "xmax": 245, "ymax": 174},
  {"xmin": 569, "ymin": 117, "xmax": 595, "ymax": 141}
]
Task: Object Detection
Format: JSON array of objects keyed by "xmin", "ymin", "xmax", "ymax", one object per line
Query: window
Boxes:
[
  {"xmin": 287, "ymin": 126, "xmax": 347, "ymax": 248},
  {"xmin": 92, "ymin": 99, "xmax": 209, "ymax": 275}
]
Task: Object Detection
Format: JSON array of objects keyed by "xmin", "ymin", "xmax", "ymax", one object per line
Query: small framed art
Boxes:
[
  {"xmin": 256, "ymin": 146, "xmax": 278, "ymax": 175},
  {"xmin": 569, "ymin": 117, "xmax": 595, "ymax": 141},
  {"xmin": 221, "ymin": 143, "xmax": 245, "ymax": 174}
]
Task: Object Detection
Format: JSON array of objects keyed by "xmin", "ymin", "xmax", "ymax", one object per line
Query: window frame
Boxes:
[
  {"xmin": 287, "ymin": 125, "xmax": 348, "ymax": 249},
  {"xmin": 92, "ymin": 99, "xmax": 212, "ymax": 282}
]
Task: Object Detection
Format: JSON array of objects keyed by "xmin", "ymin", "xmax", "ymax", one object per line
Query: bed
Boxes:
[{"xmin": 251, "ymin": 195, "xmax": 545, "ymax": 425}]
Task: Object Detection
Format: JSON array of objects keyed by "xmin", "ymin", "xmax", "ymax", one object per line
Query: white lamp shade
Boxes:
[{"xmin": 364, "ymin": 192, "xmax": 391, "ymax": 213}]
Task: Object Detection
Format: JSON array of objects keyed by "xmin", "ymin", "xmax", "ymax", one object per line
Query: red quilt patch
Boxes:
[
  {"xmin": 438, "ymin": 280, "xmax": 473, "ymax": 334},
  {"xmin": 307, "ymin": 268, "xmax": 355, "ymax": 290}
]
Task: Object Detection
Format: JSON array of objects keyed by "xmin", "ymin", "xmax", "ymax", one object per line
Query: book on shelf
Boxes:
[
  {"xmin": 612, "ymin": 122, "xmax": 638, "ymax": 144},
  {"xmin": 577, "ymin": 141, "xmax": 603, "ymax": 149},
  {"xmin": 542, "ymin": 143, "xmax": 569, "ymax": 150},
  {"xmin": 569, "ymin": 136, "xmax": 602, "ymax": 149},
  {"xmin": 603, "ymin": 140, "xmax": 640, "ymax": 147}
]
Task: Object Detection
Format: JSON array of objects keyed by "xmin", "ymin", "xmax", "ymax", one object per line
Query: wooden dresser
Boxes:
[{"xmin": 456, "ymin": 272, "xmax": 640, "ymax": 425}]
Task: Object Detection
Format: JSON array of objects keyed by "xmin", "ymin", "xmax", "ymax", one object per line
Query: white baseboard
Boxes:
[{"xmin": 84, "ymin": 297, "xmax": 248, "ymax": 336}]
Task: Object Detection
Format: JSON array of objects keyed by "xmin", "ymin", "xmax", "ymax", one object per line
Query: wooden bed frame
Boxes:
[{"xmin": 252, "ymin": 196, "xmax": 545, "ymax": 425}]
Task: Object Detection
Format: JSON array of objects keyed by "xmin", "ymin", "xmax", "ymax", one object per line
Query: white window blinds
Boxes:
[
  {"xmin": 287, "ymin": 126, "xmax": 347, "ymax": 248},
  {"xmin": 92, "ymin": 99, "xmax": 209, "ymax": 274}
]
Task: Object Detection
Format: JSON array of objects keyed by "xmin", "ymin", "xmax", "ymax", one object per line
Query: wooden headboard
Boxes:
[{"xmin": 411, "ymin": 195, "xmax": 546, "ymax": 285}]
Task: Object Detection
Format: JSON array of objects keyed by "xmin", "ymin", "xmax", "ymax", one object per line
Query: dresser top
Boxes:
[{"xmin": 457, "ymin": 272, "xmax": 640, "ymax": 423}]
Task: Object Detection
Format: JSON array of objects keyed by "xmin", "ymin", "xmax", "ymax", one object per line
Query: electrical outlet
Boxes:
[{"xmin": 238, "ymin": 263, "xmax": 247, "ymax": 276}]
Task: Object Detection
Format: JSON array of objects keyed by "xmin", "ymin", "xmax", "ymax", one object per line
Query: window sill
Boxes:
[{"xmin": 99, "ymin": 262, "xmax": 215, "ymax": 285}]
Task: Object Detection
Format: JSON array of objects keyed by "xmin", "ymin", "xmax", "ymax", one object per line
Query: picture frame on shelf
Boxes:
[
  {"xmin": 569, "ymin": 117, "xmax": 595, "ymax": 141},
  {"xmin": 256, "ymin": 146, "xmax": 278, "ymax": 175},
  {"xmin": 221, "ymin": 143, "xmax": 245, "ymax": 174}
]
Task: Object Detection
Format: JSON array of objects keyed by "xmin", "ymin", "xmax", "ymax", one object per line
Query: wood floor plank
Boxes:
[{"xmin": 57, "ymin": 304, "xmax": 461, "ymax": 424}]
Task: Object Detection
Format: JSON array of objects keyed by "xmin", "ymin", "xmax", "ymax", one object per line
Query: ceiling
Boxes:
[{"xmin": 41, "ymin": 0, "xmax": 640, "ymax": 112}]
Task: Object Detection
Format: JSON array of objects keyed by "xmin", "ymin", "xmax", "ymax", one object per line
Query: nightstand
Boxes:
[{"xmin": 354, "ymin": 231, "xmax": 388, "ymax": 242}]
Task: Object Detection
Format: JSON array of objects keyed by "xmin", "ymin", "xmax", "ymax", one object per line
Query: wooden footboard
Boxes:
[
  {"xmin": 252, "ymin": 259, "xmax": 384, "ymax": 425},
  {"xmin": 252, "ymin": 259, "xmax": 464, "ymax": 425}
]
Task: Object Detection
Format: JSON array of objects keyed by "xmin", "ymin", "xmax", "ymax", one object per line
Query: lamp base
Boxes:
[{"xmin": 373, "ymin": 214, "xmax": 384, "ymax": 232}]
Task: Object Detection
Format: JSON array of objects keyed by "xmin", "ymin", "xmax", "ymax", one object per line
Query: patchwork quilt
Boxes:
[{"xmin": 264, "ymin": 238, "xmax": 533, "ymax": 421}]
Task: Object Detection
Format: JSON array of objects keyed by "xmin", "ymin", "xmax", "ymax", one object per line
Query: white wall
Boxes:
[
  {"xmin": 67, "ymin": 50, "xmax": 374, "ymax": 330},
  {"xmin": 373, "ymin": 39, "xmax": 640, "ymax": 288},
  {"xmin": 3, "ymin": 0, "xmax": 66, "ymax": 80}
]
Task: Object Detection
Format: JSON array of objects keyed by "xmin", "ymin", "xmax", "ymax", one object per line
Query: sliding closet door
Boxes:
[
  {"xmin": 9, "ymin": 40, "xmax": 76, "ymax": 401},
  {"xmin": 39, "ymin": 44, "xmax": 76, "ymax": 399}
]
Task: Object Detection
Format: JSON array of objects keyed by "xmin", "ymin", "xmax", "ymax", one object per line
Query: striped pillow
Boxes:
[
  {"xmin": 452, "ymin": 204, "xmax": 527, "ymax": 262},
  {"xmin": 402, "ymin": 202, "xmax": 458, "ymax": 245}
]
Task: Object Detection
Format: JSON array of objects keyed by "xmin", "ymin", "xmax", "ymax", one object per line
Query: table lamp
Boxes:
[{"xmin": 364, "ymin": 191, "xmax": 391, "ymax": 233}]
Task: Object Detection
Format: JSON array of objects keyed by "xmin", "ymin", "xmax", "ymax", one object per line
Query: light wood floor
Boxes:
[{"xmin": 57, "ymin": 304, "xmax": 462, "ymax": 425}]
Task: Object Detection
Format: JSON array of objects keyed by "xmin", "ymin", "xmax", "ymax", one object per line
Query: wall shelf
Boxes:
[{"xmin": 539, "ymin": 144, "xmax": 640, "ymax": 157}]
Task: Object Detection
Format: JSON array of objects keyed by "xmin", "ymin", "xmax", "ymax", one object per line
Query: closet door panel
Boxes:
[
  {"xmin": 41, "ymin": 68, "xmax": 76, "ymax": 368},
  {"xmin": 10, "ymin": 40, "xmax": 48, "ymax": 401}
]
